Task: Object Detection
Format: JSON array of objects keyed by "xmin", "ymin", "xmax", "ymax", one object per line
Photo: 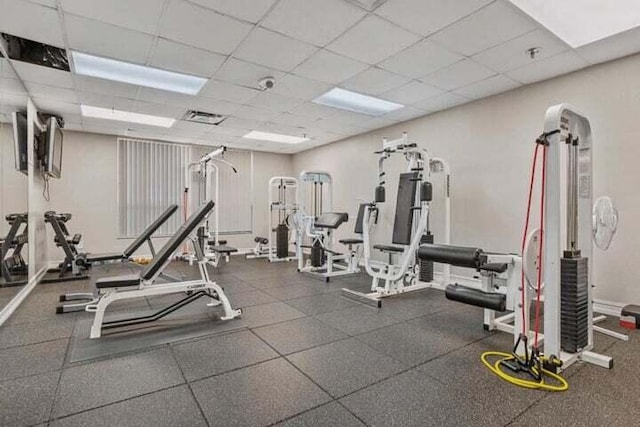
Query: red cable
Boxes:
[
  {"xmin": 533, "ymin": 145, "xmax": 547, "ymax": 347},
  {"xmin": 520, "ymin": 144, "xmax": 540, "ymax": 336}
]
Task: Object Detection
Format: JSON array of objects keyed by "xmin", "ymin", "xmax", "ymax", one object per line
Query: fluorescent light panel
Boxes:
[
  {"xmin": 72, "ymin": 51, "xmax": 207, "ymax": 95},
  {"xmin": 509, "ymin": 0, "xmax": 640, "ymax": 47},
  {"xmin": 81, "ymin": 105, "xmax": 175, "ymax": 128},
  {"xmin": 312, "ymin": 88, "xmax": 403, "ymax": 116},
  {"xmin": 243, "ymin": 130, "xmax": 308, "ymax": 144}
]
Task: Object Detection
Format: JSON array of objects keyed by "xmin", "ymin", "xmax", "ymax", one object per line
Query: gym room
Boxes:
[{"xmin": 1, "ymin": 0, "xmax": 639, "ymax": 425}]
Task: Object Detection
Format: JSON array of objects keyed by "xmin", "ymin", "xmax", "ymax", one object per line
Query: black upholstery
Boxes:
[
  {"xmin": 417, "ymin": 244, "xmax": 485, "ymax": 269},
  {"xmin": 315, "ymin": 212, "xmax": 348, "ymax": 229},
  {"xmin": 255, "ymin": 237, "xmax": 268, "ymax": 244},
  {"xmin": 445, "ymin": 284, "xmax": 506, "ymax": 312},
  {"xmin": 123, "ymin": 204, "xmax": 178, "ymax": 257},
  {"xmin": 95, "ymin": 274, "xmax": 140, "ymax": 289},
  {"xmin": 339, "ymin": 238, "xmax": 363, "ymax": 245},
  {"xmin": 392, "ymin": 172, "xmax": 418, "ymax": 245},
  {"xmin": 478, "ymin": 263, "xmax": 509, "ymax": 273},
  {"xmin": 354, "ymin": 204, "xmax": 367, "ymax": 234},
  {"xmin": 141, "ymin": 201, "xmax": 215, "ymax": 281},
  {"xmin": 210, "ymin": 245, "xmax": 238, "ymax": 254},
  {"xmin": 374, "ymin": 244, "xmax": 405, "ymax": 253}
]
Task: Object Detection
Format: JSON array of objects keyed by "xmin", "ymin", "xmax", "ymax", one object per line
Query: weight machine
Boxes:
[
  {"xmin": 248, "ymin": 176, "xmax": 299, "ymax": 262},
  {"xmin": 183, "ymin": 146, "xmax": 238, "ymax": 267},
  {"xmin": 294, "ymin": 171, "xmax": 360, "ymax": 281},
  {"xmin": 417, "ymin": 105, "xmax": 622, "ymax": 389},
  {"xmin": 0, "ymin": 213, "xmax": 28, "ymax": 287},
  {"xmin": 342, "ymin": 133, "xmax": 451, "ymax": 306}
]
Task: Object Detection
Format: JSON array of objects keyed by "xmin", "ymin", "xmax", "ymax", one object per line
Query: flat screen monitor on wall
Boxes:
[
  {"xmin": 11, "ymin": 111, "xmax": 28, "ymax": 175},
  {"xmin": 44, "ymin": 116, "xmax": 63, "ymax": 178}
]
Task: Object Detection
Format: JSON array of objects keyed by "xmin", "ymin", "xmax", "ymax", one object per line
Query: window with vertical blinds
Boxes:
[
  {"xmin": 117, "ymin": 138, "xmax": 188, "ymax": 238},
  {"xmin": 190, "ymin": 146, "xmax": 253, "ymax": 234}
]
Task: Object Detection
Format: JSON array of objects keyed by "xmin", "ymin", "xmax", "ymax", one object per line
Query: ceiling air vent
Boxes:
[{"xmin": 182, "ymin": 110, "xmax": 227, "ymax": 126}]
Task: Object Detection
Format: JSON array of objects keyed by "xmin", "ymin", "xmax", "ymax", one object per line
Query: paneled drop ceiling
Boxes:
[{"xmin": 1, "ymin": 0, "xmax": 639, "ymax": 153}]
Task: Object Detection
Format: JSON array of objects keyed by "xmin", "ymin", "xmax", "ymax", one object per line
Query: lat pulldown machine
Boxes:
[
  {"xmin": 417, "ymin": 105, "xmax": 621, "ymax": 389},
  {"xmin": 248, "ymin": 176, "xmax": 299, "ymax": 262},
  {"xmin": 342, "ymin": 133, "xmax": 450, "ymax": 307},
  {"xmin": 183, "ymin": 146, "xmax": 238, "ymax": 267}
]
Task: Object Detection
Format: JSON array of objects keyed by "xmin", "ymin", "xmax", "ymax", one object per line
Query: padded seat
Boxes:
[
  {"xmin": 95, "ymin": 274, "xmax": 140, "ymax": 289},
  {"xmin": 315, "ymin": 212, "xmax": 348, "ymax": 229},
  {"xmin": 374, "ymin": 244, "xmax": 405, "ymax": 253},
  {"xmin": 255, "ymin": 237, "xmax": 269, "ymax": 244},
  {"xmin": 87, "ymin": 252, "xmax": 123, "ymax": 263},
  {"xmin": 339, "ymin": 238, "xmax": 363, "ymax": 245},
  {"xmin": 210, "ymin": 245, "xmax": 238, "ymax": 254}
]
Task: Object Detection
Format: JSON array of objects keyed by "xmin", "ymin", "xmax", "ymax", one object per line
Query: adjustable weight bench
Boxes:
[
  {"xmin": 57, "ymin": 204, "xmax": 180, "ymax": 313},
  {"xmin": 85, "ymin": 200, "xmax": 241, "ymax": 339}
]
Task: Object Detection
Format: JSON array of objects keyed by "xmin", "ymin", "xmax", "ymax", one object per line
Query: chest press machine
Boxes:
[
  {"xmin": 183, "ymin": 146, "xmax": 238, "ymax": 267},
  {"xmin": 342, "ymin": 133, "xmax": 451, "ymax": 307},
  {"xmin": 294, "ymin": 171, "xmax": 361, "ymax": 281},
  {"xmin": 85, "ymin": 200, "xmax": 241, "ymax": 339},
  {"xmin": 417, "ymin": 105, "xmax": 621, "ymax": 387},
  {"xmin": 247, "ymin": 176, "xmax": 299, "ymax": 262}
]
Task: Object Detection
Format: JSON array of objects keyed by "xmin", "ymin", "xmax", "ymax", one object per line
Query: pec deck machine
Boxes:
[
  {"xmin": 342, "ymin": 132, "xmax": 451, "ymax": 306},
  {"xmin": 417, "ymin": 105, "xmax": 622, "ymax": 382}
]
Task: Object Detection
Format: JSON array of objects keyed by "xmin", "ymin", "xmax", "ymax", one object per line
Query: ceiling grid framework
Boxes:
[{"xmin": 0, "ymin": 0, "xmax": 638, "ymax": 153}]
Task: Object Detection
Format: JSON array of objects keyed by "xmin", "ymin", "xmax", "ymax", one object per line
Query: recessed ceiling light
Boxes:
[
  {"xmin": 243, "ymin": 130, "xmax": 308, "ymax": 144},
  {"xmin": 81, "ymin": 105, "xmax": 175, "ymax": 128},
  {"xmin": 312, "ymin": 88, "xmax": 403, "ymax": 116},
  {"xmin": 509, "ymin": 0, "xmax": 640, "ymax": 47},
  {"xmin": 72, "ymin": 51, "xmax": 207, "ymax": 95}
]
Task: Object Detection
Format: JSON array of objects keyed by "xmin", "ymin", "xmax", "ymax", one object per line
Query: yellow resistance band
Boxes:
[{"xmin": 481, "ymin": 351, "xmax": 569, "ymax": 392}]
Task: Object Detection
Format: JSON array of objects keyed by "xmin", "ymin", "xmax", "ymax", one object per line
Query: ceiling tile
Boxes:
[
  {"xmin": 250, "ymin": 92, "xmax": 303, "ymax": 112},
  {"xmin": 382, "ymin": 105, "xmax": 427, "ymax": 122},
  {"xmin": 429, "ymin": 1, "xmax": 537, "ymax": 56},
  {"xmin": 327, "ymin": 15, "xmax": 420, "ymax": 65},
  {"xmin": 60, "ymin": 0, "xmax": 164, "ymax": 34},
  {"xmin": 0, "ymin": 77, "xmax": 27, "ymax": 96},
  {"xmin": 261, "ymin": 0, "xmax": 366, "ymax": 47},
  {"xmin": 189, "ymin": 0, "xmax": 277, "ymax": 23},
  {"xmin": 136, "ymin": 87, "xmax": 194, "ymax": 107},
  {"xmin": 132, "ymin": 100, "xmax": 186, "ymax": 118},
  {"xmin": 287, "ymin": 101, "xmax": 339, "ymax": 120},
  {"xmin": 270, "ymin": 112, "xmax": 319, "ymax": 128},
  {"xmin": 472, "ymin": 29, "xmax": 570, "ymax": 73},
  {"xmin": 293, "ymin": 50, "xmax": 368, "ymax": 84},
  {"xmin": 12, "ymin": 61, "xmax": 74, "ymax": 88},
  {"xmin": 189, "ymin": 97, "xmax": 243, "ymax": 115},
  {"xmin": 24, "ymin": 82, "xmax": 78, "ymax": 103},
  {"xmin": 158, "ymin": 0, "xmax": 252, "ymax": 54},
  {"xmin": 380, "ymin": 80, "xmax": 445, "ymax": 105},
  {"xmin": 233, "ymin": 28, "xmax": 318, "ymax": 72},
  {"xmin": 77, "ymin": 91, "xmax": 136, "ymax": 111},
  {"xmin": 215, "ymin": 58, "xmax": 286, "ymax": 89},
  {"xmin": 359, "ymin": 116, "xmax": 399, "ymax": 130},
  {"xmin": 577, "ymin": 26, "xmax": 640, "ymax": 65},
  {"xmin": 31, "ymin": 98, "xmax": 80, "ymax": 115},
  {"xmin": 65, "ymin": 14, "xmax": 155, "ymax": 63},
  {"xmin": 378, "ymin": 39, "xmax": 463, "ymax": 79},
  {"xmin": 149, "ymin": 38, "xmax": 226, "ymax": 78},
  {"xmin": 413, "ymin": 92, "xmax": 471, "ymax": 112},
  {"xmin": 313, "ymin": 117, "xmax": 366, "ymax": 134},
  {"xmin": 0, "ymin": 0, "xmax": 64, "ymax": 46},
  {"xmin": 324, "ymin": 110, "xmax": 373, "ymax": 126},
  {"xmin": 453, "ymin": 74, "xmax": 520, "ymax": 99},
  {"xmin": 421, "ymin": 59, "xmax": 495, "ymax": 90},
  {"xmin": 270, "ymin": 74, "xmax": 332, "ymax": 100},
  {"xmin": 199, "ymin": 78, "xmax": 261, "ymax": 103},
  {"xmin": 505, "ymin": 51, "xmax": 589, "ymax": 84},
  {"xmin": 1, "ymin": 59, "xmax": 19, "ymax": 79},
  {"xmin": 233, "ymin": 105, "xmax": 279, "ymax": 121},
  {"xmin": 375, "ymin": 0, "xmax": 491, "ymax": 36},
  {"xmin": 219, "ymin": 116, "xmax": 263, "ymax": 131},
  {"xmin": 341, "ymin": 67, "xmax": 410, "ymax": 95},
  {"xmin": 74, "ymin": 75, "xmax": 139, "ymax": 98}
]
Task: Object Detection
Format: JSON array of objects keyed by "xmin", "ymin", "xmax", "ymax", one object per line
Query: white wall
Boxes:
[
  {"xmin": 293, "ymin": 52, "xmax": 640, "ymax": 306},
  {"xmin": 0, "ymin": 124, "xmax": 28, "ymax": 236},
  {"xmin": 46, "ymin": 131, "xmax": 293, "ymax": 256}
]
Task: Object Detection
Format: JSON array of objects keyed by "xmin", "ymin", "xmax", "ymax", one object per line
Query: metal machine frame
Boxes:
[{"xmin": 343, "ymin": 133, "xmax": 451, "ymax": 306}]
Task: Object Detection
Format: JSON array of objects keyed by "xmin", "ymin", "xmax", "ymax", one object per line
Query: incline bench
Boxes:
[{"xmin": 85, "ymin": 200, "xmax": 241, "ymax": 339}]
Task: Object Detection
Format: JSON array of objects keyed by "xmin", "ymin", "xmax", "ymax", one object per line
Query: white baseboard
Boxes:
[{"xmin": 0, "ymin": 266, "xmax": 47, "ymax": 327}]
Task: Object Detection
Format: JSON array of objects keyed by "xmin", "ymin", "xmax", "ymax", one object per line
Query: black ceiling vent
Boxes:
[
  {"xmin": 182, "ymin": 110, "xmax": 227, "ymax": 126},
  {"xmin": 1, "ymin": 33, "xmax": 70, "ymax": 72}
]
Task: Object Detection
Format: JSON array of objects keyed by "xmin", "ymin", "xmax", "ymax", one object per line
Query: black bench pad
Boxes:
[
  {"xmin": 374, "ymin": 244, "xmax": 405, "ymax": 253},
  {"xmin": 95, "ymin": 274, "xmax": 140, "ymax": 289},
  {"xmin": 340, "ymin": 238, "xmax": 363, "ymax": 245},
  {"xmin": 87, "ymin": 252, "xmax": 124, "ymax": 263},
  {"xmin": 210, "ymin": 245, "xmax": 238, "ymax": 254}
]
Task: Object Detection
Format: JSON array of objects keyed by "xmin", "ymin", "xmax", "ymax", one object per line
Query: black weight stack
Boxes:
[
  {"xmin": 276, "ymin": 223, "xmax": 289, "ymax": 258},
  {"xmin": 419, "ymin": 232, "xmax": 434, "ymax": 282},
  {"xmin": 560, "ymin": 254, "xmax": 589, "ymax": 353},
  {"xmin": 311, "ymin": 240, "xmax": 323, "ymax": 267}
]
